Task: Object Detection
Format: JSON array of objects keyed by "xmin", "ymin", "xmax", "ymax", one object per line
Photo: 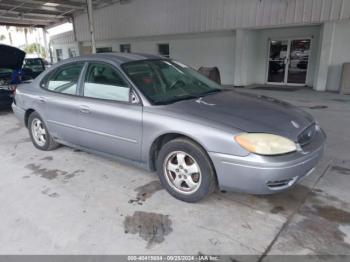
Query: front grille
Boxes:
[{"xmin": 298, "ymin": 124, "xmax": 316, "ymax": 146}]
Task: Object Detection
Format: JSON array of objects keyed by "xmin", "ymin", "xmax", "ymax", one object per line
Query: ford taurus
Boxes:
[{"xmin": 12, "ymin": 53, "xmax": 326, "ymax": 202}]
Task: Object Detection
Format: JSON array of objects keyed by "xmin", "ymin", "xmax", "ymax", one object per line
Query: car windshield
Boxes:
[
  {"xmin": 122, "ymin": 59, "xmax": 223, "ymax": 105},
  {"xmin": 25, "ymin": 59, "xmax": 42, "ymax": 66},
  {"xmin": 0, "ymin": 68, "xmax": 15, "ymax": 86}
]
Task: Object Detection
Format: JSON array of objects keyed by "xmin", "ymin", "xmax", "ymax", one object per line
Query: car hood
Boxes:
[
  {"xmin": 0, "ymin": 44, "xmax": 25, "ymax": 70},
  {"xmin": 163, "ymin": 90, "xmax": 314, "ymax": 141}
]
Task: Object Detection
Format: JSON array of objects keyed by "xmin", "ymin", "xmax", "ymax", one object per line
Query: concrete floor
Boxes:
[{"xmin": 0, "ymin": 88, "xmax": 349, "ymax": 258}]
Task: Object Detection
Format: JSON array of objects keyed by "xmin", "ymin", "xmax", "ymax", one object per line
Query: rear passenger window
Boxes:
[
  {"xmin": 83, "ymin": 63, "xmax": 130, "ymax": 102},
  {"xmin": 46, "ymin": 63, "xmax": 84, "ymax": 95}
]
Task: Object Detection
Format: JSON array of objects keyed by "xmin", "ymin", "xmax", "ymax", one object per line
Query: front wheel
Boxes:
[{"xmin": 156, "ymin": 138, "xmax": 217, "ymax": 203}]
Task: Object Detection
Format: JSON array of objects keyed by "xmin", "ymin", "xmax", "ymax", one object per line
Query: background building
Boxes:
[{"xmin": 49, "ymin": 0, "xmax": 350, "ymax": 92}]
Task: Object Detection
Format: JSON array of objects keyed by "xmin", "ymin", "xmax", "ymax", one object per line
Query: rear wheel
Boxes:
[
  {"xmin": 157, "ymin": 138, "xmax": 216, "ymax": 202},
  {"xmin": 28, "ymin": 112, "xmax": 59, "ymax": 151}
]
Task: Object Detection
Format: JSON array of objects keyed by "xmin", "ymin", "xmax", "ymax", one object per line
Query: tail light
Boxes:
[{"xmin": 9, "ymin": 85, "xmax": 17, "ymax": 95}]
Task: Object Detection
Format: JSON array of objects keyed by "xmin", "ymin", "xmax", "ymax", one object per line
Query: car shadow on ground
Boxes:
[{"xmin": 0, "ymin": 108, "xmax": 12, "ymax": 116}]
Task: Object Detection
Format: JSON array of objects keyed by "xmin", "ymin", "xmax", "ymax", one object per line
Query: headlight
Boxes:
[{"xmin": 235, "ymin": 133, "xmax": 297, "ymax": 155}]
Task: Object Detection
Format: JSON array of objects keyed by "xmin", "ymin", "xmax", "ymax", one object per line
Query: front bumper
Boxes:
[{"xmin": 209, "ymin": 128, "xmax": 326, "ymax": 194}]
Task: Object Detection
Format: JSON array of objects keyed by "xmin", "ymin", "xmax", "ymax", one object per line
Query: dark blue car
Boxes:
[
  {"xmin": 0, "ymin": 86, "xmax": 14, "ymax": 109},
  {"xmin": 0, "ymin": 44, "xmax": 26, "ymax": 109}
]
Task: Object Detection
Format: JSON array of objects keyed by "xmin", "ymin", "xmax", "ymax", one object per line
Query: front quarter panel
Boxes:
[{"xmin": 141, "ymin": 108, "xmax": 250, "ymax": 167}]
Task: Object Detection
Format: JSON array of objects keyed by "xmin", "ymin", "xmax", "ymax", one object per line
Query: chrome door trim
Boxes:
[{"xmin": 47, "ymin": 120, "xmax": 138, "ymax": 144}]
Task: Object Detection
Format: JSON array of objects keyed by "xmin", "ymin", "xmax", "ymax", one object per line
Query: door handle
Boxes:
[
  {"xmin": 38, "ymin": 96, "xmax": 46, "ymax": 103},
  {"xmin": 79, "ymin": 105, "xmax": 91, "ymax": 114}
]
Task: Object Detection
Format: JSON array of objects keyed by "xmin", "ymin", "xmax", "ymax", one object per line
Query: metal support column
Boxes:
[
  {"xmin": 86, "ymin": 0, "xmax": 96, "ymax": 54},
  {"xmin": 42, "ymin": 28, "xmax": 51, "ymax": 62}
]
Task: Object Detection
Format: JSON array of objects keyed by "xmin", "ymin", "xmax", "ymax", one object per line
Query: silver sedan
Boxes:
[{"xmin": 12, "ymin": 53, "xmax": 326, "ymax": 202}]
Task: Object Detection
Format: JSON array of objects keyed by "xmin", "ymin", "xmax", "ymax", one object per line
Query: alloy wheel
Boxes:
[
  {"xmin": 31, "ymin": 118, "xmax": 47, "ymax": 147},
  {"xmin": 163, "ymin": 151, "xmax": 202, "ymax": 194}
]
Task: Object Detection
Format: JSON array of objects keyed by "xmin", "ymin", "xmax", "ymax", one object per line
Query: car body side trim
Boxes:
[
  {"xmin": 221, "ymin": 154, "xmax": 318, "ymax": 170},
  {"xmin": 47, "ymin": 120, "xmax": 138, "ymax": 144}
]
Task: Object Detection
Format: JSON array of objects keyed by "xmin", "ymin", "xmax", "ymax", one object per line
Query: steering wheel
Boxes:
[{"xmin": 169, "ymin": 79, "xmax": 185, "ymax": 90}]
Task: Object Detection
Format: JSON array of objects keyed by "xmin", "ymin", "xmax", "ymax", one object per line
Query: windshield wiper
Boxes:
[
  {"xmin": 154, "ymin": 94, "xmax": 199, "ymax": 105},
  {"xmin": 199, "ymin": 89, "xmax": 223, "ymax": 97},
  {"xmin": 153, "ymin": 89, "xmax": 224, "ymax": 105}
]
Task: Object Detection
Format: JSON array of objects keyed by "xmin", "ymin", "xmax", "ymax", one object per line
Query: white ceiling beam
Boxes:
[
  {"xmin": 0, "ymin": 14, "xmax": 53, "ymax": 23},
  {"xmin": 8, "ymin": 0, "xmax": 86, "ymax": 10},
  {"xmin": 0, "ymin": 16, "xmax": 51, "ymax": 25},
  {"xmin": 0, "ymin": 9, "xmax": 65, "ymax": 18},
  {"xmin": 0, "ymin": 0, "xmax": 119, "ymax": 27},
  {"xmin": 0, "ymin": 3, "xmax": 72, "ymax": 14}
]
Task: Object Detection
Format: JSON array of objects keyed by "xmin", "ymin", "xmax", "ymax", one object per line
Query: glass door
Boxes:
[
  {"xmin": 267, "ymin": 38, "xmax": 311, "ymax": 85},
  {"xmin": 267, "ymin": 40, "xmax": 288, "ymax": 84},
  {"xmin": 287, "ymin": 39, "xmax": 311, "ymax": 84}
]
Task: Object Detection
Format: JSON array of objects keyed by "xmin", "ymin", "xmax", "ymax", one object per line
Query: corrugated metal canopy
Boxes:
[{"xmin": 0, "ymin": 0, "xmax": 120, "ymax": 28}]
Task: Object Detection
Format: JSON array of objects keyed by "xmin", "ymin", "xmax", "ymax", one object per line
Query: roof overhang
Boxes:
[{"xmin": 0, "ymin": 0, "xmax": 121, "ymax": 28}]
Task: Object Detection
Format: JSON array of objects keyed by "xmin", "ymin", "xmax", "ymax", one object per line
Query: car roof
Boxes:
[{"xmin": 74, "ymin": 52, "xmax": 165, "ymax": 65}]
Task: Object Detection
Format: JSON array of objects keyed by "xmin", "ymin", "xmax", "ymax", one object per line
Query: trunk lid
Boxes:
[{"xmin": 0, "ymin": 44, "xmax": 26, "ymax": 70}]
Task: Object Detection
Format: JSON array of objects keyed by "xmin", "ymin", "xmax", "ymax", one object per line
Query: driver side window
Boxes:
[{"xmin": 46, "ymin": 63, "xmax": 84, "ymax": 95}]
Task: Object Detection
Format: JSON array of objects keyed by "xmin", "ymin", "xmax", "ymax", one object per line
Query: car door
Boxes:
[
  {"xmin": 41, "ymin": 62, "xmax": 85, "ymax": 144},
  {"xmin": 76, "ymin": 62, "xmax": 142, "ymax": 161}
]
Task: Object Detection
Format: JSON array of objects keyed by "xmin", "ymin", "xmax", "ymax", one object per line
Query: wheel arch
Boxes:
[
  {"xmin": 24, "ymin": 108, "xmax": 36, "ymax": 127},
  {"xmin": 148, "ymin": 132, "xmax": 216, "ymax": 174}
]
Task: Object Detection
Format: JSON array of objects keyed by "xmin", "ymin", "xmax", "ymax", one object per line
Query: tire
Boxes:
[
  {"xmin": 156, "ymin": 138, "xmax": 217, "ymax": 203},
  {"xmin": 28, "ymin": 112, "xmax": 59, "ymax": 151}
]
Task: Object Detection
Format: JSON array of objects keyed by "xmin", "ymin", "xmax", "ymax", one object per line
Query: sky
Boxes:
[{"xmin": 0, "ymin": 22, "xmax": 73, "ymax": 49}]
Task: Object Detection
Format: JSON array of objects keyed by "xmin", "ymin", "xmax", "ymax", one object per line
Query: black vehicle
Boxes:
[
  {"xmin": 23, "ymin": 58, "xmax": 50, "ymax": 78},
  {"xmin": 0, "ymin": 44, "xmax": 26, "ymax": 109}
]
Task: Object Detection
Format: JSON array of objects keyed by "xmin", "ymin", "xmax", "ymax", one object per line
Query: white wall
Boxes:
[
  {"xmin": 234, "ymin": 29, "xmax": 259, "ymax": 86},
  {"xmin": 326, "ymin": 20, "xmax": 350, "ymax": 91},
  {"xmin": 74, "ymin": 0, "xmax": 350, "ymax": 42},
  {"xmin": 170, "ymin": 32, "xmax": 235, "ymax": 85},
  {"xmin": 51, "ymin": 43, "xmax": 80, "ymax": 63},
  {"xmin": 82, "ymin": 31, "xmax": 236, "ymax": 84},
  {"xmin": 51, "ymin": 23, "xmax": 350, "ymax": 91},
  {"xmin": 313, "ymin": 22, "xmax": 334, "ymax": 91},
  {"xmin": 50, "ymin": 31, "xmax": 79, "ymax": 62},
  {"xmin": 50, "ymin": 30, "xmax": 75, "ymax": 45},
  {"xmin": 51, "ymin": 26, "xmax": 325, "ymax": 87},
  {"xmin": 50, "ymin": 0, "xmax": 350, "ymax": 91}
]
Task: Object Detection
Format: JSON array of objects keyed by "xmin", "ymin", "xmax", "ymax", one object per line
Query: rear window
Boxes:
[
  {"xmin": 25, "ymin": 59, "xmax": 42, "ymax": 66},
  {"xmin": 0, "ymin": 69, "xmax": 15, "ymax": 85},
  {"xmin": 24, "ymin": 59, "xmax": 45, "ymax": 72},
  {"xmin": 42, "ymin": 63, "xmax": 84, "ymax": 95}
]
